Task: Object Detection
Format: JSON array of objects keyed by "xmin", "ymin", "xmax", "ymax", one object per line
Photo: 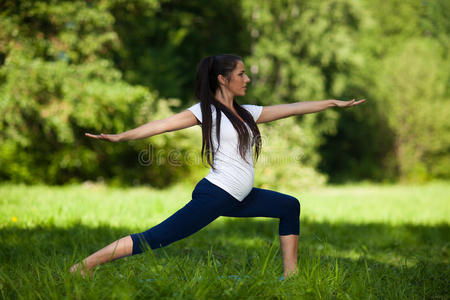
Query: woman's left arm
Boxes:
[{"xmin": 256, "ymin": 99, "xmax": 366, "ymax": 124}]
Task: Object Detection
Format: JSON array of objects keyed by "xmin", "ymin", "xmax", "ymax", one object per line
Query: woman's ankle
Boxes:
[{"xmin": 283, "ymin": 268, "xmax": 298, "ymax": 278}]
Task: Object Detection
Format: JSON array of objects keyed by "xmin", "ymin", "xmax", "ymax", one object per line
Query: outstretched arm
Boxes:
[
  {"xmin": 85, "ymin": 110, "xmax": 199, "ymax": 142},
  {"xmin": 256, "ymin": 99, "xmax": 366, "ymax": 124}
]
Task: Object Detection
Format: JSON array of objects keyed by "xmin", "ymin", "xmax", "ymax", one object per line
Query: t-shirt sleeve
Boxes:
[
  {"xmin": 242, "ymin": 104, "xmax": 263, "ymax": 122},
  {"xmin": 187, "ymin": 102, "xmax": 202, "ymax": 123}
]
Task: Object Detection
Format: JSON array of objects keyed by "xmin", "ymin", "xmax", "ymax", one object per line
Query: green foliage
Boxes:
[
  {"xmin": 108, "ymin": 0, "xmax": 251, "ymax": 101},
  {"xmin": 0, "ymin": 0, "xmax": 199, "ymax": 185},
  {"xmin": 242, "ymin": 0, "xmax": 366, "ymax": 104}
]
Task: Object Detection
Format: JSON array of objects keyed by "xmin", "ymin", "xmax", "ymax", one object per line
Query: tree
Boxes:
[{"xmin": 0, "ymin": 0, "xmax": 198, "ymax": 185}]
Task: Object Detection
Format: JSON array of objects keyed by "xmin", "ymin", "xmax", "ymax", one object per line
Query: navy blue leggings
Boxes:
[{"xmin": 130, "ymin": 178, "xmax": 301, "ymax": 255}]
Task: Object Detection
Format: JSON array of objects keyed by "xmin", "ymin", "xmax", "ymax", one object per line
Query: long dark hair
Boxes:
[{"xmin": 194, "ymin": 54, "xmax": 262, "ymax": 170}]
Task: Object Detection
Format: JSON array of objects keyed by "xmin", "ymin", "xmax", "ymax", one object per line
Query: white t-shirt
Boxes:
[{"xmin": 187, "ymin": 102, "xmax": 263, "ymax": 201}]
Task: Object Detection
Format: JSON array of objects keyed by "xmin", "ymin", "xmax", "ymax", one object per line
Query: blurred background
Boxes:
[{"xmin": 1, "ymin": 0, "xmax": 449, "ymax": 190}]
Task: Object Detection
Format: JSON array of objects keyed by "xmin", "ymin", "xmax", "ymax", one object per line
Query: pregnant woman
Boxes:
[{"xmin": 70, "ymin": 54, "xmax": 365, "ymax": 278}]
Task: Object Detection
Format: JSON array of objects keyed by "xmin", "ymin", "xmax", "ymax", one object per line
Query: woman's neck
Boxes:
[{"xmin": 214, "ymin": 88, "xmax": 234, "ymax": 109}]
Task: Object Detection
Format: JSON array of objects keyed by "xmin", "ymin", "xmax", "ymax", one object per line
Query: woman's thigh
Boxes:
[
  {"xmin": 133, "ymin": 178, "xmax": 239, "ymax": 249},
  {"xmin": 222, "ymin": 187, "xmax": 300, "ymax": 218}
]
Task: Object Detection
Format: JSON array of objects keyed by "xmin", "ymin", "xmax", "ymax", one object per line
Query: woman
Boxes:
[{"xmin": 70, "ymin": 54, "xmax": 365, "ymax": 278}]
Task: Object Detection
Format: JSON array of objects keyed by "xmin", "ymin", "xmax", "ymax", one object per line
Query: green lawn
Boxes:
[{"xmin": 1, "ymin": 181, "xmax": 449, "ymax": 299}]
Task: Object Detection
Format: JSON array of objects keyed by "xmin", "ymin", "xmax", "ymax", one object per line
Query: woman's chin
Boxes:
[{"xmin": 233, "ymin": 91, "xmax": 246, "ymax": 97}]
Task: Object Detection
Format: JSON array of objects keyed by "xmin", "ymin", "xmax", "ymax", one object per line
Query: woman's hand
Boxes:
[
  {"xmin": 333, "ymin": 99, "xmax": 366, "ymax": 108},
  {"xmin": 85, "ymin": 133, "xmax": 122, "ymax": 142}
]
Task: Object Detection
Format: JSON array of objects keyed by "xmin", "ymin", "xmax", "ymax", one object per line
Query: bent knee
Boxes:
[{"xmin": 283, "ymin": 195, "xmax": 300, "ymax": 217}]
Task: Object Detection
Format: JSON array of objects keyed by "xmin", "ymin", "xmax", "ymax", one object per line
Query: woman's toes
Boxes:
[
  {"xmin": 70, "ymin": 263, "xmax": 90, "ymax": 278},
  {"xmin": 70, "ymin": 263, "xmax": 79, "ymax": 273}
]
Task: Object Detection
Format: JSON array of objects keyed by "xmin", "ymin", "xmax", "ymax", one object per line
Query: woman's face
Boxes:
[{"xmin": 224, "ymin": 60, "xmax": 251, "ymax": 97}]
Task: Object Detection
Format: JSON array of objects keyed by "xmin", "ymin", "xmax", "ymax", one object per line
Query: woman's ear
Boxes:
[{"xmin": 217, "ymin": 74, "xmax": 228, "ymax": 86}]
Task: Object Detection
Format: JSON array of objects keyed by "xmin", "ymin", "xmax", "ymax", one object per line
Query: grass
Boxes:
[{"xmin": 1, "ymin": 180, "xmax": 449, "ymax": 299}]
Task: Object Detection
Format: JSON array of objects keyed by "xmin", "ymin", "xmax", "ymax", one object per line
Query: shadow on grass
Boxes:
[{"xmin": 1, "ymin": 217, "xmax": 448, "ymax": 264}]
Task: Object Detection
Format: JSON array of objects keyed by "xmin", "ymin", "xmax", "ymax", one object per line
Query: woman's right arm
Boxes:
[{"xmin": 85, "ymin": 110, "xmax": 200, "ymax": 142}]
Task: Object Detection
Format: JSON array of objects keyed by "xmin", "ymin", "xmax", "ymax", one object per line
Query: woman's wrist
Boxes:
[
  {"xmin": 328, "ymin": 99, "xmax": 337, "ymax": 107},
  {"xmin": 116, "ymin": 132, "xmax": 126, "ymax": 142}
]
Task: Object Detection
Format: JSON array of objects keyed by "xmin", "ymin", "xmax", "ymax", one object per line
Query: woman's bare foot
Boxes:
[{"xmin": 70, "ymin": 262, "xmax": 93, "ymax": 278}]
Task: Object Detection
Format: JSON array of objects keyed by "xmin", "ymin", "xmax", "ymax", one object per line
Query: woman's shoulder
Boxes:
[
  {"xmin": 188, "ymin": 102, "xmax": 217, "ymax": 112},
  {"xmin": 241, "ymin": 103, "xmax": 263, "ymax": 122},
  {"xmin": 187, "ymin": 102, "xmax": 217, "ymax": 123}
]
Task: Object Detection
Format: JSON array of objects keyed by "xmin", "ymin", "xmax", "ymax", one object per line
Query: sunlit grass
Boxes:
[
  {"xmin": 301, "ymin": 181, "xmax": 450, "ymax": 224},
  {"xmin": 1, "ymin": 181, "xmax": 449, "ymax": 299}
]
